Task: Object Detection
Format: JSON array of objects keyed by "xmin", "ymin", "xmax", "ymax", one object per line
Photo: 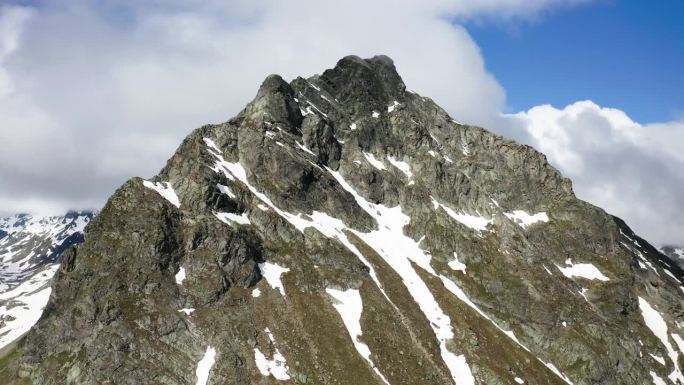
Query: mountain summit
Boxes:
[{"xmin": 2, "ymin": 55, "xmax": 683, "ymax": 385}]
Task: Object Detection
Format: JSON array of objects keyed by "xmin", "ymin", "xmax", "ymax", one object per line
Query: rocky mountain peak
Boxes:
[
  {"xmin": 246, "ymin": 74, "xmax": 304, "ymax": 131},
  {"xmin": 318, "ymin": 54, "xmax": 406, "ymax": 108},
  {"xmin": 2, "ymin": 56, "xmax": 683, "ymax": 385}
]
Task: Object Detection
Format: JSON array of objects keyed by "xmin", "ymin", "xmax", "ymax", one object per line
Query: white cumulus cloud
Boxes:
[
  {"xmin": 0, "ymin": 4, "xmax": 33, "ymax": 95},
  {"xmin": 2, "ymin": 1, "xmax": 683, "ymax": 248},
  {"xmin": 503, "ymin": 101, "xmax": 684, "ymax": 246},
  {"xmin": 0, "ymin": 0, "xmax": 584, "ymax": 217}
]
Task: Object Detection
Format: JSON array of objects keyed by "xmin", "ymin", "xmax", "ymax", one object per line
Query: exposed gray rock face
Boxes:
[{"xmin": 2, "ymin": 56, "xmax": 684, "ymax": 385}]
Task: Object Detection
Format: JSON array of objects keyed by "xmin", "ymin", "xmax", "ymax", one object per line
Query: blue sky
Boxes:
[{"xmin": 467, "ymin": 0, "xmax": 684, "ymax": 123}]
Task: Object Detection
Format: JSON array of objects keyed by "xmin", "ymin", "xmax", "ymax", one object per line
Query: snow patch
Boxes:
[
  {"xmin": 578, "ymin": 288, "xmax": 590, "ymax": 302},
  {"xmin": 252, "ymin": 288, "xmax": 261, "ymax": 298},
  {"xmin": 328, "ymin": 170, "xmax": 475, "ymax": 385},
  {"xmin": 448, "ymin": 252, "xmax": 466, "ymax": 273},
  {"xmin": 300, "ymin": 106, "xmax": 313, "ymax": 116},
  {"xmin": 327, "ymin": 288, "xmax": 390, "ymax": 384},
  {"xmin": 142, "ymin": 180, "xmax": 181, "ymax": 208},
  {"xmin": 387, "ymin": 155, "xmax": 412, "ymax": 179},
  {"xmin": 308, "ymin": 82, "xmax": 321, "ymax": 91},
  {"xmin": 623, "ymin": 242, "xmax": 659, "ymax": 274},
  {"xmin": 650, "ymin": 354, "xmax": 666, "ymax": 366},
  {"xmin": 556, "ymin": 262, "xmax": 609, "ymax": 281},
  {"xmin": 438, "ymin": 274, "xmax": 524, "ymax": 348},
  {"xmin": 257, "ymin": 204, "xmax": 269, "ymax": 211},
  {"xmin": 387, "ymin": 101, "xmax": 399, "ymax": 112},
  {"xmin": 544, "ymin": 362, "xmax": 574, "ymax": 385},
  {"xmin": 650, "ymin": 371, "xmax": 667, "ymax": 385},
  {"xmin": 431, "ymin": 198, "xmax": 491, "ymax": 232},
  {"xmin": 175, "ymin": 267, "xmax": 186, "ymax": 285},
  {"xmin": 295, "ymin": 141, "xmax": 316, "ymax": 156},
  {"xmin": 204, "ymin": 138, "xmax": 222, "ymax": 153},
  {"xmin": 258, "ymin": 262, "xmax": 290, "ymax": 297},
  {"xmin": 671, "ymin": 333, "xmax": 684, "ymax": 355},
  {"xmin": 662, "ymin": 268, "xmax": 679, "ymax": 282},
  {"xmin": 178, "ymin": 308, "xmax": 195, "ymax": 316},
  {"xmin": 504, "ymin": 211, "xmax": 549, "ymax": 229},
  {"xmin": 372, "ymin": 111, "xmax": 380, "ymax": 118},
  {"xmin": 307, "ymin": 101, "xmax": 328, "ymax": 118},
  {"xmin": 215, "ymin": 211, "xmax": 251, "ymax": 226},
  {"xmin": 638, "ymin": 297, "xmax": 684, "ymax": 384},
  {"xmin": 195, "ymin": 346, "xmax": 217, "ymax": 385},
  {"xmin": 254, "ymin": 328, "xmax": 290, "ymax": 380},
  {"xmin": 217, "ymin": 184, "xmax": 236, "ymax": 198},
  {"xmin": 364, "ymin": 152, "xmax": 386, "ymax": 170}
]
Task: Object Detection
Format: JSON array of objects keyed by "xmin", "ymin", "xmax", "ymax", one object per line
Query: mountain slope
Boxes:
[
  {"xmin": 3, "ymin": 56, "xmax": 683, "ymax": 385},
  {"xmin": 0, "ymin": 212, "xmax": 93, "ymax": 353}
]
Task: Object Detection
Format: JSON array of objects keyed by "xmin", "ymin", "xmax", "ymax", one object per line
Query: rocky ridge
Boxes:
[{"xmin": 1, "ymin": 56, "xmax": 683, "ymax": 385}]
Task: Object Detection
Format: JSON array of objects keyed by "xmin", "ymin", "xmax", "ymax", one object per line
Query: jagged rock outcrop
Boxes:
[{"xmin": 2, "ymin": 56, "xmax": 683, "ymax": 385}]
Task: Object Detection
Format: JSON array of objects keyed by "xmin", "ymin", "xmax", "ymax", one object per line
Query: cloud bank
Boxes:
[
  {"xmin": 0, "ymin": 1, "xmax": 682, "ymax": 246},
  {"xmin": 502, "ymin": 102, "xmax": 684, "ymax": 246}
]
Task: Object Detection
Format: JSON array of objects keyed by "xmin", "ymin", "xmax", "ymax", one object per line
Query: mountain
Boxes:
[
  {"xmin": 661, "ymin": 246, "xmax": 684, "ymax": 270},
  {"xmin": 0, "ymin": 212, "xmax": 93, "ymax": 353},
  {"xmin": 2, "ymin": 55, "xmax": 684, "ymax": 385}
]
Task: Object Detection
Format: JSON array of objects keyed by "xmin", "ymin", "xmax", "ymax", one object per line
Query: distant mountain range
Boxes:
[
  {"xmin": 660, "ymin": 245, "xmax": 684, "ymax": 270},
  {"xmin": 0, "ymin": 212, "xmax": 93, "ymax": 352}
]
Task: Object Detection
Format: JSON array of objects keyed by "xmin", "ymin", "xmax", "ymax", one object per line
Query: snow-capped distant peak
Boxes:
[{"xmin": 0, "ymin": 211, "xmax": 94, "ymax": 351}]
